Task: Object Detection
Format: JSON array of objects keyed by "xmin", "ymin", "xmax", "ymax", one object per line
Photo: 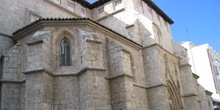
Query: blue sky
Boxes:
[
  {"xmin": 153, "ymin": 0, "xmax": 220, "ymax": 53},
  {"xmin": 87, "ymin": 0, "xmax": 220, "ymax": 53}
]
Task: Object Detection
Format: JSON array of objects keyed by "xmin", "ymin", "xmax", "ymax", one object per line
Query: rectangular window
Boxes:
[
  {"xmin": 218, "ymin": 80, "xmax": 220, "ymax": 91},
  {"xmin": 218, "ymin": 66, "xmax": 220, "ymax": 75},
  {"xmin": 115, "ymin": 0, "xmax": 122, "ymax": 6},
  {"xmin": 98, "ymin": 7, "xmax": 104, "ymax": 14},
  {"xmin": 81, "ymin": 8, "xmax": 86, "ymax": 17},
  {"xmin": 67, "ymin": 1, "xmax": 75, "ymax": 12},
  {"xmin": 166, "ymin": 22, "xmax": 170, "ymax": 32},
  {"xmin": 0, "ymin": 57, "xmax": 3, "ymax": 79},
  {"xmin": 114, "ymin": 0, "xmax": 123, "ymax": 10},
  {"xmin": 214, "ymin": 66, "xmax": 219, "ymax": 75}
]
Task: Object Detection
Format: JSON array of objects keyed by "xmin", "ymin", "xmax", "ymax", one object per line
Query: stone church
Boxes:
[{"xmin": 0, "ymin": 0, "xmax": 214, "ymax": 110}]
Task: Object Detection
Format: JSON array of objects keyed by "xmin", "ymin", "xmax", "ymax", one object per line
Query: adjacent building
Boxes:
[
  {"xmin": 0, "ymin": 0, "xmax": 214, "ymax": 110},
  {"xmin": 181, "ymin": 42, "xmax": 220, "ymax": 108}
]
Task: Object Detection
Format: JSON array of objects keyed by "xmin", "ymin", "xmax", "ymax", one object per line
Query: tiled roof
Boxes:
[
  {"xmin": 73, "ymin": 0, "xmax": 174, "ymax": 24},
  {"xmin": 13, "ymin": 18, "xmax": 142, "ymax": 47}
]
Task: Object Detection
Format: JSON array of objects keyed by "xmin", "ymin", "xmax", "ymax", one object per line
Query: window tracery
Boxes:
[{"xmin": 60, "ymin": 38, "xmax": 71, "ymax": 66}]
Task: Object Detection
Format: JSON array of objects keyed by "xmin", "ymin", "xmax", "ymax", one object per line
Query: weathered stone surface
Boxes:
[{"xmin": 0, "ymin": 0, "xmax": 213, "ymax": 110}]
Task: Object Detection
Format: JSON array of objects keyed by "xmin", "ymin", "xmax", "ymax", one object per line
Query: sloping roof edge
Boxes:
[
  {"xmin": 73, "ymin": 0, "xmax": 174, "ymax": 24},
  {"xmin": 13, "ymin": 18, "xmax": 142, "ymax": 49},
  {"xmin": 143, "ymin": 0, "xmax": 174, "ymax": 24}
]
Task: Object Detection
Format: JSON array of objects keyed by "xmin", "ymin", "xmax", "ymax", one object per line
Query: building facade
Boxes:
[{"xmin": 0, "ymin": 0, "xmax": 214, "ymax": 110}]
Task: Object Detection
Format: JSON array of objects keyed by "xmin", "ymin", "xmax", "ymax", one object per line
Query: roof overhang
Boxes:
[{"xmin": 13, "ymin": 18, "xmax": 142, "ymax": 50}]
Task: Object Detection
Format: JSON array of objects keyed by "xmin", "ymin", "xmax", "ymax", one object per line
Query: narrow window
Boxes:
[
  {"xmin": 0, "ymin": 55, "xmax": 3, "ymax": 79},
  {"xmin": 81, "ymin": 8, "xmax": 86, "ymax": 17},
  {"xmin": 114, "ymin": 0, "xmax": 123, "ymax": 10},
  {"xmin": 67, "ymin": 1, "xmax": 75, "ymax": 12},
  {"xmin": 60, "ymin": 38, "xmax": 71, "ymax": 66},
  {"xmin": 115, "ymin": 0, "xmax": 122, "ymax": 6},
  {"xmin": 214, "ymin": 66, "xmax": 219, "ymax": 75},
  {"xmin": 0, "ymin": 56, "xmax": 3, "ymax": 107},
  {"xmin": 98, "ymin": 7, "xmax": 104, "ymax": 14},
  {"xmin": 166, "ymin": 22, "xmax": 170, "ymax": 32}
]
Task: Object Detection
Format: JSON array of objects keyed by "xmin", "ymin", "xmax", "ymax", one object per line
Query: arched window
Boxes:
[{"xmin": 60, "ymin": 38, "xmax": 71, "ymax": 66}]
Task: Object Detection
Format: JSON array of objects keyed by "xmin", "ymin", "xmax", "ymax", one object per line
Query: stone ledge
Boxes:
[
  {"xmin": 1, "ymin": 79, "xmax": 25, "ymax": 83},
  {"xmin": 125, "ymin": 24, "xmax": 135, "ymax": 29},
  {"xmin": 23, "ymin": 67, "xmax": 106, "ymax": 76},
  {"xmin": 0, "ymin": 32, "xmax": 13, "ymax": 38},
  {"xmin": 54, "ymin": 67, "xmax": 106, "ymax": 77},
  {"xmin": 145, "ymin": 83, "xmax": 167, "ymax": 89},
  {"xmin": 192, "ymin": 73, "xmax": 199, "ymax": 79},
  {"xmin": 86, "ymin": 39, "xmax": 102, "ymax": 44},
  {"xmin": 133, "ymin": 84, "xmax": 148, "ymax": 89},
  {"xmin": 27, "ymin": 40, "xmax": 43, "ymax": 45},
  {"xmin": 106, "ymin": 74, "xmax": 134, "ymax": 80},
  {"xmin": 179, "ymin": 63, "xmax": 191, "ymax": 68},
  {"xmin": 182, "ymin": 93, "xmax": 198, "ymax": 97},
  {"xmin": 205, "ymin": 90, "xmax": 213, "ymax": 96},
  {"xmin": 23, "ymin": 68, "xmax": 52, "ymax": 75}
]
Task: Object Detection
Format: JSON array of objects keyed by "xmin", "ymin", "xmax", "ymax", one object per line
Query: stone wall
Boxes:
[
  {"xmin": 93, "ymin": 0, "xmax": 174, "ymax": 52},
  {"xmin": 174, "ymin": 42, "xmax": 201, "ymax": 110},
  {"xmin": 0, "ymin": 35, "xmax": 14, "ymax": 55},
  {"xmin": 0, "ymin": 0, "xmax": 93, "ymax": 35},
  {"xmin": 0, "ymin": 0, "xmax": 214, "ymax": 110},
  {"xmin": 142, "ymin": 44, "xmax": 184, "ymax": 110},
  {"xmin": 1, "ymin": 82, "xmax": 25, "ymax": 110},
  {"xmin": 53, "ymin": 76, "xmax": 79, "ymax": 110}
]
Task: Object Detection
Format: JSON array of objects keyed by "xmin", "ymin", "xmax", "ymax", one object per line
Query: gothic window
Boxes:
[{"xmin": 60, "ymin": 38, "xmax": 71, "ymax": 66}]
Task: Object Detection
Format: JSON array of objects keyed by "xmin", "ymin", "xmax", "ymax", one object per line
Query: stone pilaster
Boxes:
[
  {"xmin": 205, "ymin": 90, "xmax": 214, "ymax": 110},
  {"xmin": 79, "ymin": 69, "xmax": 111, "ymax": 110},
  {"xmin": 174, "ymin": 43, "xmax": 201, "ymax": 110},
  {"xmin": 24, "ymin": 71, "xmax": 53, "ymax": 110},
  {"xmin": 179, "ymin": 65, "xmax": 200, "ymax": 110},
  {"xmin": 24, "ymin": 31, "xmax": 53, "ymax": 110},
  {"xmin": 142, "ymin": 44, "xmax": 170, "ymax": 110},
  {"xmin": 0, "ymin": 44, "xmax": 25, "ymax": 110},
  {"xmin": 78, "ymin": 33, "xmax": 111, "ymax": 110},
  {"xmin": 107, "ymin": 41, "xmax": 136, "ymax": 110}
]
